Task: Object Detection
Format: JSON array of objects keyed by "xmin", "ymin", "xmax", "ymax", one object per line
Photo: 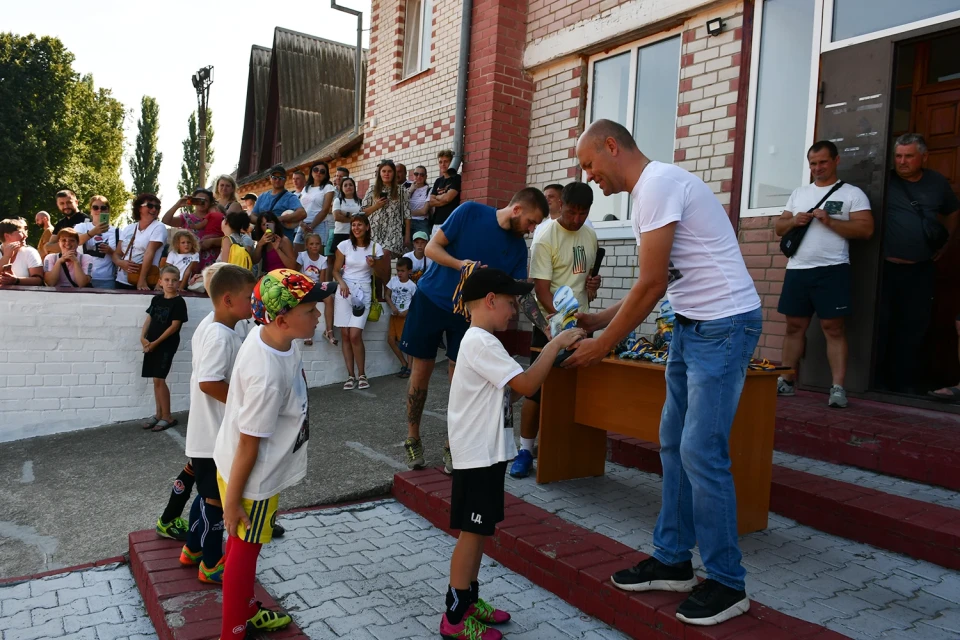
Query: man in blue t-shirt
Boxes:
[
  {"xmin": 399, "ymin": 187, "xmax": 549, "ymax": 473},
  {"xmin": 252, "ymin": 164, "xmax": 308, "ymax": 243}
]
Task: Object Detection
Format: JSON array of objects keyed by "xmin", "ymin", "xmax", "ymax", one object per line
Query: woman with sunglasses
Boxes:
[
  {"xmin": 74, "ymin": 195, "xmax": 120, "ymax": 288},
  {"xmin": 362, "ymin": 159, "xmax": 410, "ymax": 257},
  {"xmin": 296, "ymin": 161, "xmax": 337, "ymax": 252},
  {"xmin": 116, "ymin": 194, "xmax": 167, "ymax": 290},
  {"xmin": 162, "ymin": 188, "xmax": 225, "ymax": 269},
  {"xmin": 407, "ymin": 166, "xmax": 432, "ymax": 238}
]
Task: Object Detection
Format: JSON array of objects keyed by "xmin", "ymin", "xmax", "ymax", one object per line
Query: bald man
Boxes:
[{"xmin": 565, "ymin": 119, "xmax": 761, "ymax": 626}]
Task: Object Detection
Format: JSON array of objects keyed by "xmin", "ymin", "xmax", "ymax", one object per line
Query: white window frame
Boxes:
[
  {"xmin": 402, "ymin": 0, "xmax": 433, "ymax": 79},
  {"xmin": 822, "ymin": 1, "xmax": 960, "ymax": 51},
  {"xmin": 584, "ymin": 28, "xmax": 682, "ymax": 240}
]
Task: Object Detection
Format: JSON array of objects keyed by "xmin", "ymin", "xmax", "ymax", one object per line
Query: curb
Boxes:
[{"xmin": 0, "ymin": 555, "xmax": 127, "ymax": 587}]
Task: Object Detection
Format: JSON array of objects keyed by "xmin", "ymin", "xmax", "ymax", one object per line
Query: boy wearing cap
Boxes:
[
  {"xmin": 403, "ymin": 231, "xmax": 433, "ymax": 282},
  {"xmin": 214, "ymin": 268, "xmax": 337, "ymax": 639},
  {"xmin": 440, "ymin": 268, "xmax": 583, "ymax": 640}
]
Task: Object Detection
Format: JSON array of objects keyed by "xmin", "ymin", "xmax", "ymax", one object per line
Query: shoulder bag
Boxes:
[
  {"xmin": 897, "ymin": 174, "xmax": 949, "ymax": 253},
  {"xmin": 124, "ymin": 224, "xmax": 161, "ymax": 287},
  {"xmin": 367, "ymin": 241, "xmax": 384, "ymax": 322},
  {"xmin": 780, "ymin": 181, "xmax": 845, "ymax": 257}
]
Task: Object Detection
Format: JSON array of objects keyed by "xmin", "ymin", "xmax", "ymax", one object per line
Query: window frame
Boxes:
[
  {"xmin": 401, "ymin": 0, "xmax": 433, "ymax": 79},
  {"xmin": 584, "ymin": 28, "xmax": 683, "ymax": 239},
  {"xmin": 822, "ymin": 0, "xmax": 960, "ymax": 51}
]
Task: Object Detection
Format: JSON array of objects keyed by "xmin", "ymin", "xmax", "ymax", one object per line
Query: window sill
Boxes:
[
  {"xmin": 594, "ymin": 224, "xmax": 636, "ymax": 241},
  {"xmin": 392, "ymin": 67, "xmax": 434, "ymax": 91}
]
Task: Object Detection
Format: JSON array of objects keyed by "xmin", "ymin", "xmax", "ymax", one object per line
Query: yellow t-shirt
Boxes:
[{"xmin": 529, "ymin": 219, "xmax": 598, "ymax": 317}]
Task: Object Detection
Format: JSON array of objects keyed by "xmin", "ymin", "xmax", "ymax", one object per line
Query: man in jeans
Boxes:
[
  {"xmin": 567, "ymin": 119, "xmax": 761, "ymax": 626},
  {"xmin": 877, "ymin": 133, "xmax": 959, "ymax": 393},
  {"xmin": 774, "ymin": 141, "xmax": 873, "ymax": 408}
]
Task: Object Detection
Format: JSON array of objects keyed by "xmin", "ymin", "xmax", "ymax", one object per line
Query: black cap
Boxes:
[
  {"xmin": 241, "ymin": 192, "xmax": 258, "ymax": 202},
  {"xmin": 268, "ymin": 164, "xmax": 286, "ymax": 177},
  {"xmin": 461, "ymin": 268, "xmax": 533, "ymax": 302}
]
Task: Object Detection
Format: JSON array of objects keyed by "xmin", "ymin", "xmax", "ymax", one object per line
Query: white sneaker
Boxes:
[
  {"xmin": 776, "ymin": 376, "xmax": 795, "ymax": 397},
  {"xmin": 828, "ymin": 385, "xmax": 847, "ymax": 408}
]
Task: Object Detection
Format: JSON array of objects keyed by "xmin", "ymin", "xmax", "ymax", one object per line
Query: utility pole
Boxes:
[{"xmin": 191, "ymin": 66, "xmax": 214, "ymax": 188}]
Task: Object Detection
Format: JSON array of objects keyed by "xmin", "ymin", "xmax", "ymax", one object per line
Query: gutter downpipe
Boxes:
[
  {"xmin": 451, "ymin": 0, "xmax": 473, "ymax": 172},
  {"xmin": 331, "ymin": 0, "xmax": 364, "ymax": 136}
]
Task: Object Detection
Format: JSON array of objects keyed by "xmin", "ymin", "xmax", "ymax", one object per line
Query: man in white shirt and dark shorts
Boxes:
[
  {"xmin": 774, "ymin": 141, "xmax": 873, "ymax": 408},
  {"xmin": 566, "ymin": 119, "xmax": 762, "ymax": 626}
]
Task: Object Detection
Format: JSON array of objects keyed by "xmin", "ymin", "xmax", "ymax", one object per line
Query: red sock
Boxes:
[{"xmin": 221, "ymin": 535, "xmax": 261, "ymax": 639}]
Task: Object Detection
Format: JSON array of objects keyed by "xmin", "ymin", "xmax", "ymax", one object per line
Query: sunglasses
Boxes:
[
  {"xmin": 413, "ymin": 172, "xmax": 425, "ymax": 177},
  {"xmin": 91, "ymin": 204, "xmax": 109, "ymax": 211},
  {"xmin": 312, "ymin": 168, "xmax": 327, "ymax": 174},
  {"xmin": 144, "ymin": 203, "xmax": 161, "ymax": 211},
  {"xmin": 270, "ymin": 174, "xmax": 285, "ymax": 180}
]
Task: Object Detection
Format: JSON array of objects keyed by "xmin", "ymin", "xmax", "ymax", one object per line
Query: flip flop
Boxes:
[
  {"xmin": 152, "ymin": 419, "xmax": 179, "ymax": 432},
  {"xmin": 142, "ymin": 416, "xmax": 160, "ymax": 430},
  {"xmin": 928, "ymin": 387, "xmax": 960, "ymax": 402}
]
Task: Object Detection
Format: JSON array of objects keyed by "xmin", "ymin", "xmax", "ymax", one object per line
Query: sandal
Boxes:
[
  {"xmin": 323, "ymin": 329, "xmax": 339, "ymax": 347},
  {"xmin": 928, "ymin": 386, "xmax": 960, "ymax": 402},
  {"xmin": 142, "ymin": 416, "xmax": 160, "ymax": 430},
  {"xmin": 151, "ymin": 418, "xmax": 178, "ymax": 432},
  {"xmin": 397, "ymin": 367, "xmax": 410, "ymax": 379},
  {"xmin": 357, "ymin": 375, "xmax": 370, "ymax": 390},
  {"xmin": 343, "ymin": 377, "xmax": 356, "ymax": 390}
]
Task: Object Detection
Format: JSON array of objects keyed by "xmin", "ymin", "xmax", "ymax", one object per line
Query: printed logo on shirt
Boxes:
[
  {"xmin": 303, "ymin": 264, "xmax": 322, "ymax": 280},
  {"xmin": 292, "ymin": 369, "xmax": 309, "ymax": 453},
  {"xmin": 571, "ymin": 245, "xmax": 587, "ymax": 275},
  {"xmin": 501, "ymin": 389, "xmax": 513, "ymax": 430},
  {"xmin": 667, "ymin": 261, "xmax": 683, "ymax": 284}
]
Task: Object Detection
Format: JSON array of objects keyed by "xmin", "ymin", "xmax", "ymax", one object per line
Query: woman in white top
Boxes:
[
  {"xmin": 116, "ymin": 193, "xmax": 167, "ymax": 290},
  {"xmin": 407, "ymin": 165, "xmax": 432, "ymax": 238},
  {"xmin": 332, "ymin": 214, "xmax": 386, "ymax": 390},
  {"xmin": 74, "ymin": 195, "xmax": 120, "ymax": 288},
  {"xmin": 0, "ymin": 218, "xmax": 43, "ymax": 287},
  {"xmin": 332, "ymin": 177, "xmax": 363, "ymax": 250},
  {"xmin": 296, "ymin": 161, "xmax": 337, "ymax": 251}
]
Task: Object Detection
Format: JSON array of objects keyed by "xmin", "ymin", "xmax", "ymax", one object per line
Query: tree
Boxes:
[
  {"xmin": 178, "ymin": 109, "xmax": 214, "ymax": 196},
  {"xmin": 130, "ymin": 96, "xmax": 162, "ymax": 195}
]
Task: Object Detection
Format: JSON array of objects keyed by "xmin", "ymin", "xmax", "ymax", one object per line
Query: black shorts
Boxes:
[
  {"xmin": 777, "ymin": 264, "xmax": 852, "ymax": 319},
  {"xmin": 142, "ymin": 340, "xmax": 180, "ymax": 379},
  {"xmin": 333, "ymin": 233, "xmax": 351, "ymax": 249},
  {"xmin": 450, "ymin": 461, "xmax": 507, "ymax": 536},
  {"xmin": 191, "ymin": 457, "xmax": 221, "ymax": 501},
  {"xmin": 526, "ymin": 327, "xmax": 549, "ymax": 403},
  {"xmin": 400, "ymin": 292, "xmax": 470, "ymax": 362}
]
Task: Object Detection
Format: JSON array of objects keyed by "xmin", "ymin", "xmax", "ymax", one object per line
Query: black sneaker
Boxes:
[
  {"xmin": 676, "ymin": 579, "xmax": 749, "ymax": 626},
  {"xmin": 272, "ymin": 522, "xmax": 285, "ymax": 538},
  {"xmin": 610, "ymin": 557, "xmax": 698, "ymax": 592}
]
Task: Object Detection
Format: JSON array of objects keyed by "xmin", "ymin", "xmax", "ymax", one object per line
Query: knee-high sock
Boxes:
[
  {"xmin": 221, "ymin": 536, "xmax": 261, "ymax": 639},
  {"xmin": 160, "ymin": 463, "xmax": 195, "ymax": 523},
  {"xmin": 199, "ymin": 501, "xmax": 225, "ymax": 567},
  {"xmin": 185, "ymin": 495, "xmax": 203, "ymax": 553}
]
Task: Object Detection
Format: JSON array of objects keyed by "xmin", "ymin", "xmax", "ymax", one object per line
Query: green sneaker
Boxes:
[
  {"xmin": 248, "ymin": 602, "xmax": 291, "ymax": 631},
  {"xmin": 404, "ymin": 437, "xmax": 425, "ymax": 470},
  {"xmin": 157, "ymin": 517, "xmax": 189, "ymax": 541},
  {"xmin": 442, "ymin": 446, "xmax": 453, "ymax": 475}
]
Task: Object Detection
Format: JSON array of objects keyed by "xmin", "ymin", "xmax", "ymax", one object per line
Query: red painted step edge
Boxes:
[
  {"xmin": 392, "ymin": 469, "xmax": 848, "ymax": 640},
  {"xmin": 607, "ymin": 434, "xmax": 960, "ymax": 571}
]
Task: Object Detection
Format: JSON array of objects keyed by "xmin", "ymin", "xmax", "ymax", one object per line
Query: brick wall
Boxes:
[
  {"xmin": 525, "ymin": 59, "xmax": 583, "ymax": 187},
  {"xmin": 739, "ymin": 215, "xmax": 787, "ymax": 361}
]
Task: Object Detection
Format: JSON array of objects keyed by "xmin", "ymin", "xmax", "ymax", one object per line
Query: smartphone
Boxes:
[
  {"xmin": 99, "ymin": 212, "xmax": 110, "ymax": 226},
  {"xmin": 187, "ymin": 196, "xmax": 203, "ymax": 206},
  {"xmin": 2, "ymin": 264, "xmax": 12, "ymax": 274},
  {"xmin": 380, "ymin": 190, "xmax": 389, "ymax": 200},
  {"xmin": 823, "ymin": 201, "xmax": 843, "ymax": 216}
]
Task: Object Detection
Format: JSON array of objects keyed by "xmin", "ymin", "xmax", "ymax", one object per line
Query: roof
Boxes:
[
  {"xmin": 238, "ymin": 127, "xmax": 363, "ymax": 187},
  {"xmin": 237, "ymin": 46, "xmax": 273, "ymax": 178}
]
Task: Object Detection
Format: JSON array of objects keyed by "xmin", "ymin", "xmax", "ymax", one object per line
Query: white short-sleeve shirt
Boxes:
[
  {"xmin": 185, "ymin": 315, "xmax": 244, "ymax": 458},
  {"xmin": 387, "ymin": 276, "xmax": 418, "ymax": 312},
  {"xmin": 784, "ymin": 181, "xmax": 872, "ymax": 270},
  {"xmin": 296, "ymin": 251, "xmax": 328, "ymax": 283},
  {"xmin": 333, "ymin": 198, "xmax": 363, "ymax": 234},
  {"xmin": 165, "ymin": 252, "xmax": 199, "ymax": 280},
  {"xmin": 116, "ymin": 220, "xmax": 167, "ymax": 286},
  {"xmin": 300, "ymin": 184, "xmax": 336, "ymax": 223},
  {"xmin": 447, "ymin": 327, "xmax": 523, "ymax": 470},
  {"xmin": 336, "ymin": 239, "xmax": 384, "ymax": 282},
  {"xmin": 74, "ymin": 222, "xmax": 119, "ymax": 280},
  {"xmin": 2, "ymin": 246, "xmax": 42, "ymax": 278}
]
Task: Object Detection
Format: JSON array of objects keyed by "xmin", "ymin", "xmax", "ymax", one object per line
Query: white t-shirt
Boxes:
[
  {"xmin": 447, "ymin": 327, "xmax": 523, "ymax": 470},
  {"xmin": 165, "ymin": 252, "xmax": 199, "ymax": 280},
  {"xmin": 300, "ymin": 184, "xmax": 336, "ymax": 224},
  {"xmin": 2, "ymin": 246, "xmax": 42, "ymax": 278},
  {"xmin": 43, "ymin": 252, "xmax": 95, "ymax": 287},
  {"xmin": 213, "ymin": 325, "xmax": 309, "ymax": 500},
  {"xmin": 408, "ymin": 185, "xmax": 432, "ymax": 219},
  {"xmin": 631, "ymin": 161, "xmax": 760, "ymax": 321},
  {"xmin": 402, "ymin": 251, "xmax": 433, "ymax": 277},
  {"xmin": 333, "ymin": 197, "xmax": 363, "ymax": 234},
  {"xmin": 186, "ymin": 316, "xmax": 244, "ymax": 458},
  {"xmin": 336, "ymin": 239, "xmax": 384, "ymax": 282},
  {"xmin": 74, "ymin": 222, "xmax": 119, "ymax": 280},
  {"xmin": 784, "ymin": 181, "xmax": 872, "ymax": 270},
  {"xmin": 117, "ymin": 220, "xmax": 167, "ymax": 286},
  {"xmin": 387, "ymin": 276, "xmax": 417, "ymax": 312},
  {"xmin": 297, "ymin": 251, "xmax": 328, "ymax": 283}
]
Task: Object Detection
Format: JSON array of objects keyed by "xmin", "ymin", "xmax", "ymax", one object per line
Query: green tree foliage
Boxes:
[
  {"xmin": 130, "ymin": 96, "xmax": 162, "ymax": 196},
  {"xmin": 178, "ymin": 109, "xmax": 214, "ymax": 197},
  {"xmin": 0, "ymin": 33, "xmax": 128, "ymax": 238}
]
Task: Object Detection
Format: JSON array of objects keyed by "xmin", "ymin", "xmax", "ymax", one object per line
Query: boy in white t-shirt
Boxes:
[
  {"xmin": 175, "ymin": 265, "xmax": 256, "ymax": 585},
  {"xmin": 214, "ymin": 268, "xmax": 337, "ymax": 639},
  {"xmin": 296, "ymin": 233, "xmax": 335, "ymax": 346},
  {"xmin": 440, "ymin": 268, "xmax": 583, "ymax": 640},
  {"xmin": 403, "ymin": 230, "xmax": 433, "ymax": 282},
  {"xmin": 386, "ymin": 256, "xmax": 418, "ymax": 377}
]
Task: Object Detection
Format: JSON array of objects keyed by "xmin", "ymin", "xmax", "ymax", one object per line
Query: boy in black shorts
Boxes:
[
  {"xmin": 141, "ymin": 265, "xmax": 188, "ymax": 432},
  {"xmin": 441, "ymin": 269, "xmax": 583, "ymax": 640}
]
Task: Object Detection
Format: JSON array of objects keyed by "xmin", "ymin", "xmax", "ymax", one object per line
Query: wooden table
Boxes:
[{"xmin": 535, "ymin": 354, "xmax": 780, "ymax": 534}]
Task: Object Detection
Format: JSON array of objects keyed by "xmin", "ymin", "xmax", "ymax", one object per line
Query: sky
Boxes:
[{"xmin": 6, "ymin": 0, "xmax": 371, "ymax": 210}]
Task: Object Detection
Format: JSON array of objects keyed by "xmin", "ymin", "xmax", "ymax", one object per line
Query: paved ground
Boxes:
[{"xmin": 505, "ymin": 462, "xmax": 960, "ymax": 640}]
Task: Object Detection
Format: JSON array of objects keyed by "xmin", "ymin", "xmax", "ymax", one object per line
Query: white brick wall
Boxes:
[{"xmin": 0, "ymin": 290, "xmax": 399, "ymax": 442}]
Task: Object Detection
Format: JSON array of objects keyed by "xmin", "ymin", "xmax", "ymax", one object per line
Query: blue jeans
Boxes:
[
  {"xmin": 91, "ymin": 278, "xmax": 116, "ymax": 289},
  {"xmin": 652, "ymin": 308, "xmax": 762, "ymax": 591}
]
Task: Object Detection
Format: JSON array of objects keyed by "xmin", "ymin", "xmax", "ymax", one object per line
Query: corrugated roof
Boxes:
[
  {"xmin": 238, "ymin": 127, "xmax": 363, "ymax": 188},
  {"xmin": 237, "ymin": 46, "xmax": 273, "ymax": 177}
]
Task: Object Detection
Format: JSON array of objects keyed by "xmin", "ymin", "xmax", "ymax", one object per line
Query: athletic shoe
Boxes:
[
  {"xmin": 467, "ymin": 598, "xmax": 511, "ymax": 625},
  {"xmin": 248, "ymin": 602, "xmax": 292, "ymax": 631},
  {"xmin": 272, "ymin": 522, "xmax": 286, "ymax": 538},
  {"xmin": 443, "ymin": 446, "xmax": 454, "ymax": 475},
  {"xmin": 509, "ymin": 449, "xmax": 534, "ymax": 478},
  {"xmin": 157, "ymin": 517, "xmax": 189, "ymax": 541},
  {"xmin": 610, "ymin": 558, "xmax": 698, "ymax": 592},
  {"xmin": 179, "ymin": 545, "xmax": 202, "ymax": 566},
  {"xmin": 404, "ymin": 437, "xmax": 425, "ymax": 470},
  {"xmin": 439, "ymin": 613, "xmax": 502, "ymax": 640},
  {"xmin": 675, "ymin": 579, "xmax": 750, "ymax": 626},
  {"xmin": 776, "ymin": 376, "xmax": 795, "ymax": 397},
  {"xmin": 828, "ymin": 385, "xmax": 848, "ymax": 408},
  {"xmin": 198, "ymin": 558, "xmax": 225, "ymax": 584}
]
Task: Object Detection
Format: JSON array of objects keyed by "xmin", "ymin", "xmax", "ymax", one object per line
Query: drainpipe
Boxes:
[
  {"xmin": 451, "ymin": 0, "xmax": 473, "ymax": 172},
  {"xmin": 331, "ymin": 0, "xmax": 364, "ymax": 136}
]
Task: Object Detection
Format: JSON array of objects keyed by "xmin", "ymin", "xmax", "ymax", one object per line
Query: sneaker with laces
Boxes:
[
  {"xmin": 828, "ymin": 384, "xmax": 848, "ymax": 408},
  {"xmin": 248, "ymin": 601, "xmax": 291, "ymax": 631},
  {"xmin": 509, "ymin": 449, "xmax": 534, "ymax": 478},
  {"xmin": 404, "ymin": 437, "xmax": 425, "ymax": 470},
  {"xmin": 676, "ymin": 579, "xmax": 750, "ymax": 626},
  {"xmin": 467, "ymin": 598, "xmax": 511, "ymax": 624},
  {"xmin": 272, "ymin": 522, "xmax": 285, "ymax": 538},
  {"xmin": 610, "ymin": 557, "xmax": 698, "ymax": 592},
  {"xmin": 442, "ymin": 446, "xmax": 454, "ymax": 475},
  {"xmin": 157, "ymin": 517, "xmax": 189, "ymax": 541},
  {"xmin": 439, "ymin": 613, "xmax": 502, "ymax": 640},
  {"xmin": 198, "ymin": 557, "xmax": 225, "ymax": 584},
  {"xmin": 776, "ymin": 376, "xmax": 795, "ymax": 397},
  {"xmin": 179, "ymin": 545, "xmax": 202, "ymax": 566}
]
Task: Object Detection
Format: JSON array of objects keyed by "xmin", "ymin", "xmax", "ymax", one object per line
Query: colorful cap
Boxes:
[
  {"xmin": 412, "ymin": 231, "xmax": 429, "ymax": 242},
  {"xmin": 252, "ymin": 269, "xmax": 338, "ymax": 324}
]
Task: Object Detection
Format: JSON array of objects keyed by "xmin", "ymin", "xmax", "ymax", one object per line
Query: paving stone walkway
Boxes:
[
  {"xmin": 258, "ymin": 500, "xmax": 631, "ymax": 640},
  {"xmin": 505, "ymin": 461, "xmax": 960, "ymax": 640},
  {"xmin": 0, "ymin": 563, "xmax": 156, "ymax": 640}
]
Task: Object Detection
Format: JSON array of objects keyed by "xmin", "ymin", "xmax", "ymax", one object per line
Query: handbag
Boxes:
[
  {"xmin": 897, "ymin": 174, "xmax": 950, "ymax": 253},
  {"xmin": 780, "ymin": 181, "xmax": 845, "ymax": 257},
  {"xmin": 124, "ymin": 224, "xmax": 160, "ymax": 287},
  {"xmin": 367, "ymin": 242, "xmax": 384, "ymax": 322}
]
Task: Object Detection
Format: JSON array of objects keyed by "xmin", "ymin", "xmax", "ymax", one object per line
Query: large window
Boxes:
[
  {"xmin": 586, "ymin": 35, "xmax": 682, "ymax": 225},
  {"xmin": 402, "ymin": 0, "xmax": 433, "ymax": 78},
  {"xmin": 831, "ymin": 0, "xmax": 960, "ymax": 43}
]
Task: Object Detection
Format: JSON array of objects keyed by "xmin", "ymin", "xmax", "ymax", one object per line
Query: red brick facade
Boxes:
[{"xmin": 739, "ymin": 215, "xmax": 787, "ymax": 361}]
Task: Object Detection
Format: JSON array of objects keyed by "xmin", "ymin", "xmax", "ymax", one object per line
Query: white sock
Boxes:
[{"xmin": 520, "ymin": 438, "xmax": 536, "ymax": 453}]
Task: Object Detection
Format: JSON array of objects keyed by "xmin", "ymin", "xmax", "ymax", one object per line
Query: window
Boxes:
[
  {"xmin": 402, "ymin": 0, "xmax": 433, "ymax": 78},
  {"xmin": 586, "ymin": 35, "xmax": 682, "ymax": 225},
  {"xmin": 831, "ymin": 0, "xmax": 960, "ymax": 43}
]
